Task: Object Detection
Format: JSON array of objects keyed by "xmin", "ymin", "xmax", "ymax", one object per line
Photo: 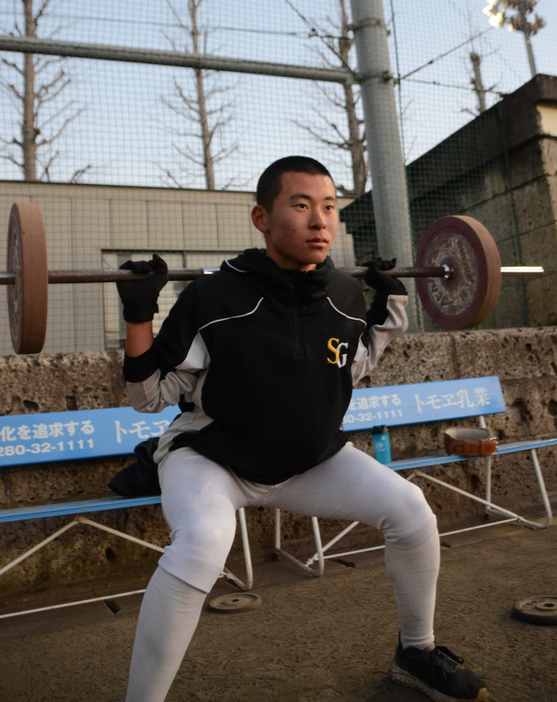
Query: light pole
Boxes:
[{"xmin": 483, "ymin": 0, "xmax": 546, "ymax": 77}]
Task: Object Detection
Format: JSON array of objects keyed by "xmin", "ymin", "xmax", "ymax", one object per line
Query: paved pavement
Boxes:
[{"xmin": 0, "ymin": 519, "xmax": 556, "ymax": 702}]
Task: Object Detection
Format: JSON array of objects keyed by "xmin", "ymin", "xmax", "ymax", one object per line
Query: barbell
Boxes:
[{"xmin": 3, "ymin": 202, "xmax": 544, "ymax": 355}]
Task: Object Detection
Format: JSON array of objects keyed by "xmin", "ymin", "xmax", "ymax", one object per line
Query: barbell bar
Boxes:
[
  {"xmin": 0, "ymin": 264, "xmax": 544, "ymax": 286},
  {"xmin": 3, "ymin": 202, "xmax": 544, "ymax": 355},
  {"xmin": 0, "ymin": 265, "xmax": 451, "ymax": 285}
]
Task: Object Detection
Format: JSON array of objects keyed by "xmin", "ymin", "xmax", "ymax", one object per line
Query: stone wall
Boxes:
[{"xmin": 1, "ymin": 329, "xmax": 557, "ymax": 597}]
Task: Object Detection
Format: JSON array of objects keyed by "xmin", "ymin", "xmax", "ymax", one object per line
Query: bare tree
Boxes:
[
  {"xmin": 455, "ymin": 1, "xmax": 497, "ymax": 117},
  {"xmin": 469, "ymin": 52, "xmax": 487, "ymax": 114},
  {"xmin": 461, "ymin": 46, "xmax": 498, "ymax": 118},
  {"xmin": 294, "ymin": 0, "xmax": 367, "ymax": 198},
  {"xmin": 0, "ymin": 0, "xmax": 90, "ymax": 182},
  {"xmin": 160, "ymin": 0, "xmax": 238, "ymax": 190}
]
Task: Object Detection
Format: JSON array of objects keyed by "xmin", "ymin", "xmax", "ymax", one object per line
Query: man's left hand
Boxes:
[{"xmin": 363, "ymin": 257, "xmax": 407, "ymax": 295}]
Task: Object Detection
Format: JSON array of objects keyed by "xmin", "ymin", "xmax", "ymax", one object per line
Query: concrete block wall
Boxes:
[
  {"xmin": 1, "ymin": 328, "xmax": 557, "ymax": 597},
  {"xmin": 341, "ymin": 76, "xmax": 557, "ymax": 332}
]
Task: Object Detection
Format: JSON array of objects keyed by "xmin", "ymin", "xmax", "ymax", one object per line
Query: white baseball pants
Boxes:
[{"xmin": 125, "ymin": 444, "xmax": 440, "ymax": 702}]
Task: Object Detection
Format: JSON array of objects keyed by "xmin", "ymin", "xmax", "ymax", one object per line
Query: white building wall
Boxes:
[{"xmin": 0, "ymin": 182, "xmax": 355, "ymax": 356}]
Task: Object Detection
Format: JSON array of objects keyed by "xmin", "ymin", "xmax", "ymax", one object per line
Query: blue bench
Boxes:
[
  {"xmin": 274, "ymin": 376, "xmax": 556, "ymax": 576},
  {"xmin": 0, "ymin": 406, "xmax": 254, "ymax": 615},
  {"xmin": 2, "ymin": 377, "xmax": 555, "ymax": 608}
]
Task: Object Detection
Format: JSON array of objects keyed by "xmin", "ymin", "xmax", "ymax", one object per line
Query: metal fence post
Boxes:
[{"xmin": 349, "ymin": 0, "xmax": 419, "ymax": 329}]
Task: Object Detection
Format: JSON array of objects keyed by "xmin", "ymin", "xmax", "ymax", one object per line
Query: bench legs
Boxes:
[
  {"xmin": 409, "ymin": 449, "xmax": 553, "ymax": 531},
  {"xmin": 484, "ymin": 449, "xmax": 553, "ymax": 529},
  {"xmin": 0, "ymin": 507, "xmax": 253, "ymax": 617},
  {"xmin": 273, "ymin": 448, "xmax": 554, "ymax": 578},
  {"xmin": 273, "ymin": 509, "xmax": 325, "ymax": 576},
  {"xmin": 226, "ymin": 506, "xmax": 254, "ymax": 590},
  {"xmin": 0, "ymin": 520, "xmax": 83, "ymax": 578}
]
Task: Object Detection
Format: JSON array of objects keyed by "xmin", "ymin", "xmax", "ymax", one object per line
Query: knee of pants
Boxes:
[
  {"xmin": 381, "ymin": 480, "xmax": 437, "ymax": 549},
  {"xmin": 159, "ymin": 503, "xmax": 237, "ymax": 591}
]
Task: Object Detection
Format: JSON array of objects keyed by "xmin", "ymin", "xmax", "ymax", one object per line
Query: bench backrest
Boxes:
[
  {"xmin": 0, "ymin": 406, "xmax": 179, "ymax": 467},
  {"xmin": 342, "ymin": 376, "xmax": 505, "ymax": 432},
  {"xmin": 1, "ymin": 376, "xmax": 505, "ymax": 467}
]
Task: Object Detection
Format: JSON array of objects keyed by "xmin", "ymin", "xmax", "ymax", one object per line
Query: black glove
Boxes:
[
  {"xmin": 116, "ymin": 253, "xmax": 169, "ymax": 323},
  {"xmin": 363, "ymin": 257, "xmax": 407, "ymax": 295}
]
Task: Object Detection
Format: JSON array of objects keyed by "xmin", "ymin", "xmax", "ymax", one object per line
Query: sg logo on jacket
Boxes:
[{"xmin": 327, "ymin": 337, "xmax": 349, "ymax": 368}]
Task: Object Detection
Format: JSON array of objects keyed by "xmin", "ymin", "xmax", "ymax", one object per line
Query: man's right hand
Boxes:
[{"xmin": 116, "ymin": 253, "xmax": 169, "ymax": 323}]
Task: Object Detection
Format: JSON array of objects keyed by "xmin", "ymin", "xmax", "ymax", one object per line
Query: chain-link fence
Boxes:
[{"xmin": 1, "ymin": 0, "xmax": 556, "ymax": 353}]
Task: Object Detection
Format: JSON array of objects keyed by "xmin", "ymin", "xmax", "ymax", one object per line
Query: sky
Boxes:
[{"xmin": 0, "ymin": 0, "xmax": 556, "ymax": 191}]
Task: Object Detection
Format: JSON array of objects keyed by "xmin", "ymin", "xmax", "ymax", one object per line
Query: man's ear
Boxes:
[{"xmin": 251, "ymin": 204, "xmax": 269, "ymax": 234}]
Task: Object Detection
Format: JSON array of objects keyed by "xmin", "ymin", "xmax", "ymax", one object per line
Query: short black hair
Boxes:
[{"xmin": 256, "ymin": 156, "xmax": 333, "ymax": 212}]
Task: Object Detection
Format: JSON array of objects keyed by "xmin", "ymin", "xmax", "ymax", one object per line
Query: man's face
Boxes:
[{"xmin": 251, "ymin": 171, "xmax": 338, "ymax": 271}]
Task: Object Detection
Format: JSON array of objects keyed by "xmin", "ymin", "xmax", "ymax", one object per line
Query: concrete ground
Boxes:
[{"xmin": 0, "ymin": 519, "xmax": 556, "ymax": 702}]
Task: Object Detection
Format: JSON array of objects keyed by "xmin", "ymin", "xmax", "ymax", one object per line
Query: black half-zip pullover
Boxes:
[{"xmin": 123, "ymin": 248, "xmax": 408, "ymax": 484}]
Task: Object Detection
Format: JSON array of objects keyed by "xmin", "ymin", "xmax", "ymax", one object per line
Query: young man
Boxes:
[{"xmin": 117, "ymin": 156, "xmax": 488, "ymax": 702}]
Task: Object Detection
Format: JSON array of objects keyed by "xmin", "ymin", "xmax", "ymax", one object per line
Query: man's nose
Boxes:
[{"xmin": 309, "ymin": 208, "xmax": 326, "ymax": 229}]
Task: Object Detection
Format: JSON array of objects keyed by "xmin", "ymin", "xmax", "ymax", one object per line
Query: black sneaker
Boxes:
[{"xmin": 389, "ymin": 639, "xmax": 489, "ymax": 702}]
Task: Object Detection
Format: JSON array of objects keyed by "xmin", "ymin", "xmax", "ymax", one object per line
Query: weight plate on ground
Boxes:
[
  {"xmin": 415, "ymin": 216, "xmax": 502, "ymax": 329},
  {"xmin": 512, "ymin": 596, "xmax": 557, "ymax": 625},
  {"xmin": 209, "ymin": 592, "xmax": 262, "ymax": 613},
  {"xmin": 7, "ymin": 203, "xmax": 48, "ymax": 354}
]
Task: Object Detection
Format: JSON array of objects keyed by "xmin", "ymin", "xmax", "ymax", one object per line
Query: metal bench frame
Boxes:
[
  {"xmin": 2, "ymin": 377, "xmax": 555, "ymax": 611},
  {"xmin": 274, "ymin": 377, "xmax": 555, "ymax": 575},
  {"xmin": 0, "ymin": 406, "xmax": 253, "ymax": 617}
]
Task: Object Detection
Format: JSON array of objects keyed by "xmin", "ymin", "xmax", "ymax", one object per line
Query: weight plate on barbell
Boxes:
[
  {"xmin": 7, "ymin": 203, "xmax": 48, "ymax": 354},
  {"xmin": 512, "ymin": 595, "xmax": 557, "ymax": 626},
  {"xmin": 415, "ymin": 216, "xmax": 502, "ymax": 330}
]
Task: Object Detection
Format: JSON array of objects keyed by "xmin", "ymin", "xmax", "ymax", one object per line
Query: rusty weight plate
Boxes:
[
  {"xmin": 209, "ymin": 592, "xmax": 262, "ymax": 613},
  {"xmin": 512, "ymin": 596, "xmax": 557, "ymax": 625},
  {"xmin": 7, "ymin": 202, "xmax": 48, "ymax": 354},
  {"xmin": 415, "ymin": 216, "xmax": 502, "ymax": 329}
]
